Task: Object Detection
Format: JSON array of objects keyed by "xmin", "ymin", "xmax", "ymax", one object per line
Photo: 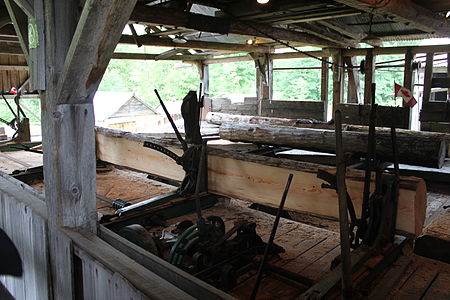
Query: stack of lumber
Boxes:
[{"xmin": 95, "ymin": 127, "xmax": 427, "ymax": 236}]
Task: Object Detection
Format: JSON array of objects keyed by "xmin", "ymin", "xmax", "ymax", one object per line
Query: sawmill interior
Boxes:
[{"xmin": 1, "ymin": 0, "xmax": 450, "ymax": 299}]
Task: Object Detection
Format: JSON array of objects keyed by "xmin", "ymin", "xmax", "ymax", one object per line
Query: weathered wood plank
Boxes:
[
  {"xmin": 0, "ymin": 175, "xmax": 49, "ymax": 300},
  {"xmin": 66, "ymin": 228, "xmax": 196, "ymax": 300}
]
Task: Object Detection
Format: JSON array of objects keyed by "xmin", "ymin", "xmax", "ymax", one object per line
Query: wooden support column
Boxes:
[
  {"xmin": 332, "ymin": 50, "xmax": 344, "ymax": 118},
  {"xmin": 403, "ymin": 47, "xmax": 415, "ymax": 129},
  {"xmin": 363, "ymin": 48, "xmax": 375, "ymax": 104},
  {"xmin": 423, "ymin": 52, "xmax": 434, "ymax": 105},
  {"xmin": 447, "ymin": 53, "xmax": 450, "ymax": 100},
  {"xmin": 252, "ymin": 53, "xmax": 272, "ymax": 115},
  {"xmin": 344, "ymin": 56, "xmax": 362, "ymax": 104},
  {"xmin": 321, "ymin": 57, "xmax": 329, "ymax": 120},
  {"xmin": 195, "ymin": 60, "xmax": 210, "ymax": 119},
  {"xmin": 39, "ymin": 0, "xmax": 137, "ymax": 298}
]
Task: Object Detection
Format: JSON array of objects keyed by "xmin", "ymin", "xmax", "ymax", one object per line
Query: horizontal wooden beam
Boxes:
[
  {"xmin": 0, "ymin": 42, "xmax": 23, "ymax": 54},
  {"xmin": 129, "ymin": 5, "xmax": 338, "ymax": 47},
  {"xmin": 203, "ymin": 44, "xmax": 450, "ymax": 64},
  {"xmin": 0, "ymin": 64, "xmax": 28, "ymax": 71},
  {"xmin": 333, "ymin": 0, "xmax": 450, "ymax": 36},
  {"xmin": 95, "ymin": 127, "xmax": 427, "ymax": 235},
  {"xmin": 0, "ymin": 24, "xmax": 18, "ymax": 37},
  {"xmin": 112, "ymin": 52, "xmax": 211, "ymax": 61},
  {"xmin": 119, "ymin": 35, "xmax": 272, "ymax": 53}
]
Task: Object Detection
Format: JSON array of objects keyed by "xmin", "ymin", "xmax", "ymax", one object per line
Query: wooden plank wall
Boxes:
[
  {"xmin": 209, "ymin": 97, "xmax": 325, "ymax": 120},
  {"xmin": 0, "ymin": 173, "xmax": 196, "ymax": 300},
  {"xmin": 0, "ymin": 174, "xmax": 49, "ymax": 300},
  {"xmin": 0, "ymin": 53, "xmax": 28, "ymax": 92},
  {"xmin": 337, "ymin": 103, "xmax": 411, "ymax": 129}
]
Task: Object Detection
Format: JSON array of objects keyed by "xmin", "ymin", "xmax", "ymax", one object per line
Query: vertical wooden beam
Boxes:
[
  {"xmin": 403, "ymin": 47, "xmax": 414, "ymax": 129},
  {"xmin": 321, "ymin": 57, "xmax": 329, "ymax": 120},
  {"xmin": 332, "ymin": 50, "xmax": 344, "ymax": 119},
  {"xmin": 195, "ymin": 61, "xmax": 210, "ymax": 120},
  {"xmin": 403, "ymin": 47, "xmax": 414, "ymax": 92},
  {"xmin": 344, "ymin": 56, "xmax": 362, "ymax": 104},
  {"xmin": 39, "ymin": 1, "xmax": 137, "ymax": 299},
  {"xmin": 447, "ymin": 53, "xmax": 450, "ymax": 100},
  {"xmin": 253, "ymin": 53, "xmax": 272, "ymax": 115},
  {"xmin": 423, "ymin": 52, "xmax": 434, "ymax": 104},
  {"xmin": 29, "ymin": 0, "xmax": 46, "ymax": 90},
  {"xmin": 364, "ymin": 48, "xmax": 375, "ymax": 104}
]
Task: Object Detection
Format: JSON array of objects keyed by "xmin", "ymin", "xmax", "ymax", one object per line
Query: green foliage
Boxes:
[{"xmin": 209, "ymin": 61, "xmax": 256, "ymax": 95}]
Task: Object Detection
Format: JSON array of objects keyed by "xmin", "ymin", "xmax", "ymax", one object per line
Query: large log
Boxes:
[
  {"xmin": 206, "ymin": 112, "xmax": 334, "ymax": 129},
  {"xmin": 219, "ymin": 123, "xmax": 447, "ymax": 168},
  {"xmin": 95, "ymin": 127, "xmax": 427, "ymax": 235}
]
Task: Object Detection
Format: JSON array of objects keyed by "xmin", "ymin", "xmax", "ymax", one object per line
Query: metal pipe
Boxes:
[
  {"xmin": 335, "ymin": 110, "xmax": 353, "ymax": 299},
  {"xmin": 250, "ymin": 173, "xmax": 294, "ymax": 300},
  {"xmin": 154, "ymin": 89, "xmax": 187, "ymax": 150},
  {"xmin": 194, "ymin": 141, "xmax": 207, "ymax": 221}
]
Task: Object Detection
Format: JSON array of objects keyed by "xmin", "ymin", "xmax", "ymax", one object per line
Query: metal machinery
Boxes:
[
  {"xmin": 100, "ymin": 90, "xmax": 285, "ymax": 291},
  {"xmin": 302, "ymin": 83, "xmax": 404, "ymax": 299},
  {"xmin": 0, "ymin": 92, "xmax": 31, "ymax": 143}
]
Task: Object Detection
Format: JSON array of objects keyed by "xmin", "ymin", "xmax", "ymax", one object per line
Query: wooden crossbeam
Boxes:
[
  {"xmin": 112, "ymin": 52, "xmax": 211, "ymax": 61},
  {"xmin": 119, "ymin": 34, "xmax": 272, "ymax": 53},
  {"xmin": 129, "ymin": 5, "xmax": 339, "ymax": 48},
  {"xmin": 12, "ymin": 0, "xmax": 34, "ymax": 18},
  {"xmin": 4, "ymin": 0, "xmax": 28, "ymax": 58},
  {"xmin": 333, "ymin": 0, "xmax": 450, "ymax": 36},
  {"xmin": 55, "ymin": 0, "xmax": 138, "ymax": 104}
]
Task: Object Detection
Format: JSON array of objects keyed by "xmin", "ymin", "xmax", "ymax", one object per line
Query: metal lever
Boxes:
[{"xmin": 154, "ymin": 89, "xmax": 188, "ymax": 151}]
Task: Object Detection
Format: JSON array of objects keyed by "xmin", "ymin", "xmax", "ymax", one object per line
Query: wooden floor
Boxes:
[{"xmin": 2, "ymin": 150, "xmax": 450, "ymax": 299}]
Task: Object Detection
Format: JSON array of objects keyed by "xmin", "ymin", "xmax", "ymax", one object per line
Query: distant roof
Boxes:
[
  {"xmin": 93, "ymin": 91, "xmax": 156, "ymax": 122},
  {"xmin": 155, "ymin": 100, "xmax": 182, "ymax": 116}
]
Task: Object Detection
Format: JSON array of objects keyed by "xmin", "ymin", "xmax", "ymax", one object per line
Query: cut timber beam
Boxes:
[
  {"xmin": 129, "ymin": 5, "xmax": 339, "ymax": 47},
  {"xmin": 119, "ymin": 35, "xmax": 272, "ymax": 53},
  {"xmin": 333, "ymin": 0, "xmax": 450, "ymax": 36},
  {"xmin": 219, "ymin": 123, "xmax": 446, "ymax": 168},
  {"xmin": 95, "ymin": 127, "xmax": 427, "ymax": 236}
]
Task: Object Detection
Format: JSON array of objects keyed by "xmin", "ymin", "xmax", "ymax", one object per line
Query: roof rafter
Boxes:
[
  {"xmin": 119, "ymin": 34, "xmax": 272, "ymax": 53},
  {"xmin": 129, "ymin": 5, "xmax": 341, "ymax": 48},
  {"xmin": 333, "ymin": 0, "xmax": 450, "ymax": 36}
]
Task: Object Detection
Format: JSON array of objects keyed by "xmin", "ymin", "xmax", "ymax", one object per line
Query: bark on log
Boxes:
[
  {"xmin": 219, "ymin": 123, "xmax": 447, "ymax": 168},
  {"xmin": 206, "ymin": 112, "xmax": 334, "ymax": 129}
]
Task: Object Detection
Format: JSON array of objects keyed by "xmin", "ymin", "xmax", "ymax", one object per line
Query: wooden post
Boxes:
[
  {"xmin": 332, "ymin": 50, "xmax": 344, "ymax": 118},
  {"xmin": 447, "ymin": 53, "xmax": 449, "ymax": 100},
  {"xmin": 403, "ymin": 47, "xmax": 414, "ymax": 129},
  {"xmin": 321, "ymin": 57, "xmax": 329, "ymax": 120},
  {"xmin": 403, "ymin": 47, "xmax": 414, "ymax": 92},
  {"xmin": 195, "ymin": 61, "xmax": 210, "ymax": 119},
  {"xmin": 39, "ymin": 0, "xmax": 137, "ymax": 298},
  {"xmin": 344, "ymin": 56, "xmax": 362, "ymax": 104},
  {"xmin": 252, "ymin": 53, "xmax": 272, "ymax": 115},
  {"xmin": 423, "ymin": 52, "xmax": 434, "ymax": 104},
  {"xmin": 364, "ymin": 48, "xmax": 376, "ymax": 104}
]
